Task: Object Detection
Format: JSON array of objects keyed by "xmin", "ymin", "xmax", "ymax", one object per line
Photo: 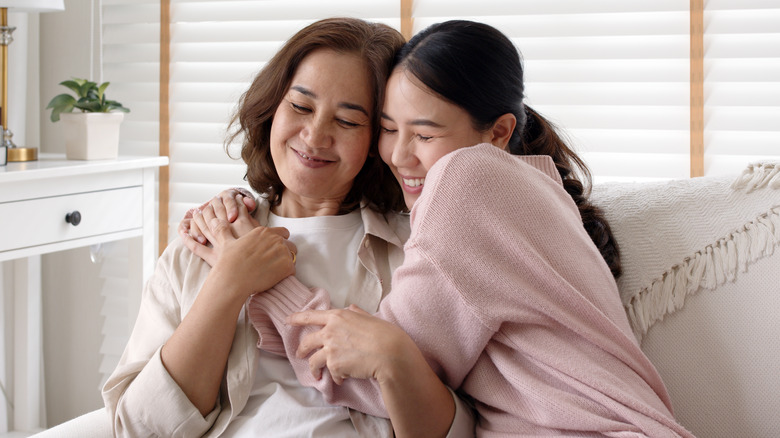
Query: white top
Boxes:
[{"xmin": 226, "ymin": 210, "xmax": 365, "ymax": 437}]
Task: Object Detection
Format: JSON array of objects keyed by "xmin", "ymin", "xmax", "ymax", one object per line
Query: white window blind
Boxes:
[
  {"xmin": 703, "ymin": 0, "xmax": 780, "ymax": 175},
  {"xmin": 412, "ymin": 0, "xmax": 692, "ymax": 183},
  {"xmin": 100, "ymin": 0, "xmax": 780, "ymax": 239},
  {"xmin": 102, "ymin": 0, "xmax": 161, "ymax": 157}
]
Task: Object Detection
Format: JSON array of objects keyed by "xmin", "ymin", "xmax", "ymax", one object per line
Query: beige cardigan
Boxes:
[{"xmin": 102, "ymin": 199, "xmax": 414, "ymax": 437}]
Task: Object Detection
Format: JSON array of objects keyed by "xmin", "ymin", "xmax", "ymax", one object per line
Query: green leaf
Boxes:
[
  {"xmin": 75, "ymin": 100, "xmax": 103, "ymax": 112},
  {"xmin": 46, "ymin": 94, "xmax": 76, "ymax": 122},
  {"xmin": 78, "ymin": 81, "xmax": 98, "ymax": 99},
  {"xmin": 59, "ymin": 80, "xmax": 83, "ymax": 95},
  {"xmin": 46, "ymin": 93, "xmax": 76, "ymax": 110},
  {"xmin": 97, "ymin": 82, "xmax": 110, "ymax": 101},
  {"xmin": 105, "ymin": 100, "xmax": 130, "ymax": 113}
]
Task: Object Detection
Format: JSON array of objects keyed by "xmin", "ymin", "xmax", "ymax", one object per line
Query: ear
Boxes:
[{"xmin": 487, "ymin": 113, "xmax": 516, "ymax": 150}]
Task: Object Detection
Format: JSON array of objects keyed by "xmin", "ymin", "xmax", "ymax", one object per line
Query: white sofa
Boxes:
[{"xmin": 30, "ymin": 162, "xmax": 780, "ymax": 437}]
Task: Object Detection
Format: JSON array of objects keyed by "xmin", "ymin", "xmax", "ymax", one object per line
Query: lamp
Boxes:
[{"xmin": 1, "ymin": 0, "xmax": 64, "ymax": 164}]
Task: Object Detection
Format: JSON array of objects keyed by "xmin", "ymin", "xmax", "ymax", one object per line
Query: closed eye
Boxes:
[
  {"xmin": 337, "ymin": 119, "xmax": 360, "ymax": 128},
  {"xmin": 291, "ymin": 102, "xmax": 311, "ymax": 113}
]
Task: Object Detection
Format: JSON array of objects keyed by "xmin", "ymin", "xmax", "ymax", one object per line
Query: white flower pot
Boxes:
[{"xmin": 61, "ymin": 112, "xmax": 125, "ymax": 160}]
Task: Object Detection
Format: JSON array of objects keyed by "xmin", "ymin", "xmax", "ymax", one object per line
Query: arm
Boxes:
[
  {"xmin": 103, "ymin": 217, "xmax": 295, "ymax": 436},
  {"xmin": 161, "ymin": 211, "xmax": 295, "ymax": 415},
  {"xmin": 102, "ymin": 243, "xmax": 214, "ymax": 438}
]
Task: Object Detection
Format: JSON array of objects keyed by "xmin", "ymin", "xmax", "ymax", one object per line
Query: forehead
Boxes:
[
  {"xmin": 291, "ymin": 49, "xmax": 374, "ymax": 106},
  {"xmin": 384, "ymin": 71, "xmax": 465, "ymax": 120}
]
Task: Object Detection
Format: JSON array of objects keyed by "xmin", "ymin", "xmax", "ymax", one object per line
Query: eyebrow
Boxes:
[
  {"xmin": 290, "ymin": 85, "xmax": 369, "ymax": 117},
  {"xmin": 381, "ymin": 112, "xmax": 444, "ymax": 128}
]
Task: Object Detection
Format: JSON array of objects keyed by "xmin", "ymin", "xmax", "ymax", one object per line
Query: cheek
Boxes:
[
  {"xmin": 378, "ymin": 135, "xmax": 394, "ymax": 167},
  {"xmin": 269, "ymin": 107, "xmax": 293, "ymax": 144},
  {"xmin": 417, "ymin": 148, "xmax": 444, "ymax": 172},
  {"xmin": 341, "ymin": 130, "xmax": 372, "ymax": 169},
  {"xmin": 423, "ymin": 143, "xmax": 464, "ymax": 169}
]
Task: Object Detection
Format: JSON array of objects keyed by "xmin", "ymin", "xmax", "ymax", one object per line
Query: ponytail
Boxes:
[{"xmin": 512, "ymin": 106, "xmax": 622, "ymax": 278}]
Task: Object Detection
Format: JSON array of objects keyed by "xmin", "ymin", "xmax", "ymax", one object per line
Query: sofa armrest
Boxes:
[{"xmin": 29, "ymin": 408, "xmax": 111, "ymax": 438}]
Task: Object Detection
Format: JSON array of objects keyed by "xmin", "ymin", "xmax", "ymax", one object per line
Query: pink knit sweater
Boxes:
[{"xmin": 248, "ymin": 144, "xmax": 694, "ymax": 437}]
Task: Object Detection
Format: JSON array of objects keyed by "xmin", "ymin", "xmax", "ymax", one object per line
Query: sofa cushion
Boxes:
[{"xmin": 591, "ymin": 162, "xmax": 780, "ymax": 340}]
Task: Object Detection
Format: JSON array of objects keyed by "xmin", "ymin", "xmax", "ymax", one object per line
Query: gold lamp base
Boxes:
[{"xmin": 7, "ymin": 147, "xmax": 38, "ymax": 162}]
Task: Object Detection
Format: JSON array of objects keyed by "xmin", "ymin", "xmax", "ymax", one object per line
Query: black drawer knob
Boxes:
[{"xmin": 65, "ymin": 211, "xmax": 82, "ymax": 226}]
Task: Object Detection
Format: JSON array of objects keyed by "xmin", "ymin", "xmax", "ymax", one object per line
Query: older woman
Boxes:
[{"xmin": 103, "ymin": 18, "xmax": 473, "ymax": 438}]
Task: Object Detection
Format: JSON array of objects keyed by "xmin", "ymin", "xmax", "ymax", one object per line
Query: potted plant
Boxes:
[{"xmin": 46, "ymin": 78, "xmax": 130, "ymax": 160}]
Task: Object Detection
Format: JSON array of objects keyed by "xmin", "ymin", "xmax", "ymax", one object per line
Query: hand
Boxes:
[
  {"xmin": 207, "ymin": 218, "xmax": 297, "ymax": 301},
  {"xmin": 182, "ymin": 192, "xmax": 263, "ymax": 266},
  {"xmin": 184, "ymin": 196, "xmax": 294, "ymax": 267},
  {"xmin": 178, "ymin": 187, "xmax": 257, "ymax": 244},
  {"xmin": 288, "ymin": 305, "xmax": 420, "ymax": 385}
]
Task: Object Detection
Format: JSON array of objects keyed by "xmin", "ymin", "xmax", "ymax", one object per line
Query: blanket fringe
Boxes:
[
  {"xmin": 626, "ymin": 206, "xmax": 780, "ymax": 342},
  {"xmin": 731, "ymin": 162, "xmax": 780, "ymax": 192}
]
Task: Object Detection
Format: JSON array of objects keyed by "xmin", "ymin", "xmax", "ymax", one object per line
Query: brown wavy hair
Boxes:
[
  {"xmin": 397, "ymin": 20, "xmax": 621, "ymax": 277},
  {"xmin": 226, "ymin": 17, "xmax": 406, "ymax": 214}
]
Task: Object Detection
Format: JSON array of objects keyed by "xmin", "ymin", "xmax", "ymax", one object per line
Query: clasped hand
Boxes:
[{"xmin": 180, "ymin": 189, "xmax": 297, "ymax": 299}]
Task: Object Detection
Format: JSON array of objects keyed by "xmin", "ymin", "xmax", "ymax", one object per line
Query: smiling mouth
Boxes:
[
  {"xmin": 403, "ymin": 177, "xmax": 425, "ymax": 187},
  {"xmin": 295, "ymin": 149, "xmax": 332, "ymax": 163}
]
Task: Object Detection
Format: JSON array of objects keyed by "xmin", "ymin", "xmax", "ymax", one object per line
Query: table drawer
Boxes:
[{"xmin": 0, "ymin": 186, "xmax": 143, "ymax": 253}]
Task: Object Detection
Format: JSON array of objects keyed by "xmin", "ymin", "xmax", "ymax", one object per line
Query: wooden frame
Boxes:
[
  {"xmin": 690, "ymin": 0, "xmax": 704, "ymax": 177},
  {"xmin": 159, "ymin": 0, "xmax": 171, "ymax": 252},
  {"xmin": 401, "ymin": 0, "xmax": 413, "ymax": 41}
]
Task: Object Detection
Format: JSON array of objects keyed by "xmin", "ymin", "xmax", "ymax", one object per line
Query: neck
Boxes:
[{"xmin": 274, "ymin": 191, "xmax": 346, "ymax": 218}]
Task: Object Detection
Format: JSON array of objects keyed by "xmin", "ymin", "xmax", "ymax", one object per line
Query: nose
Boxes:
[
  {"xmin": 301, "ymin": 114, "xmax": 333, "ymax": 148},
  {"xmin": 390, "ymin": 135, "xmax": 417, "ymax": 169}
]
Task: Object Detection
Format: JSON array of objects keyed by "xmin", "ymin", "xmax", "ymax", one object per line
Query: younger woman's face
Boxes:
[{"xmin": 378, "ymin": 70, "xmax": 492, "ymax": 209}]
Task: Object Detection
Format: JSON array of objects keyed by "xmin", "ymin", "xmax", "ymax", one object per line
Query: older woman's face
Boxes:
[{"xmin": 270, "ymin": 49, "xmax": 374, "ymax": 211}]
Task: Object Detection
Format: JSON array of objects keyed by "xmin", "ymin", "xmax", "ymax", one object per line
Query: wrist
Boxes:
[
  {"xmin": 375, "ymin": 334, "xmax": 427, "ymax": 385},
  {"xmin": 201, "ymin": 266, "xmax": 251, "ymax": 312}
]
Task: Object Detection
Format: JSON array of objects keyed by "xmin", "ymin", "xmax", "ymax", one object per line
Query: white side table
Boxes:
[{"xmin": 0, "ymin": 154, "xmax": 168, "ymax": 433}]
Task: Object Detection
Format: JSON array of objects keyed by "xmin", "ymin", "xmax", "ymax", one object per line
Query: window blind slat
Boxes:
[
  {"xmin": 172, "ymin": 0, "xmax": 398, "ymax": 22},
  {"xmin": 413, "ymin": 0, "xmax": 687, "ymax": 16}
]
